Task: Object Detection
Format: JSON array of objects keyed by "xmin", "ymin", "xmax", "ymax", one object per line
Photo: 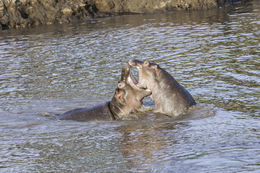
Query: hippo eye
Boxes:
[{"xmin": 144, "ymin": 60, "xmax": 150, "ymax": 67}]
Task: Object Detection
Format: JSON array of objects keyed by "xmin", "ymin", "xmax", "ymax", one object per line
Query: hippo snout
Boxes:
[
  {"xmin": 128, "ymin": 59, "xmax": 144, "ymax": 67},
  {"xmin": 128, "ymin": 59, "xmax": 136, "ymax": 66}
]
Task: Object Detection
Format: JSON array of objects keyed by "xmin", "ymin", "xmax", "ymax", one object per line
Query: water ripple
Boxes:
[{"xmin": 0, "ymin": 1, "xmax": 260, "ymax": 172}]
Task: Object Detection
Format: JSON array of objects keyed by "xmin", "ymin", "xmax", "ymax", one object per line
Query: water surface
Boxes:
[{"xmin": 0, "ymin": 1, "xmax": 259, "ymax": 172}]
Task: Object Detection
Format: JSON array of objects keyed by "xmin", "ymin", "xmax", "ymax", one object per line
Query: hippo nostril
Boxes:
[{"xmin": 139, "ymin": 86, "xmax": 147, "ymax": 90}]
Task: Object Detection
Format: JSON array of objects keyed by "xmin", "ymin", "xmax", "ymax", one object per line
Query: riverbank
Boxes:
[{"xmin": 0, "ymin": 0, "xmax": 248, "ymax": 30}]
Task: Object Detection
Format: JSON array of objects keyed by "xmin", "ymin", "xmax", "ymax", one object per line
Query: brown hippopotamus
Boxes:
[
  {"xmin": 128, "ymin": 59, "xmax": 196, "ymax": 117},
  {"xmin": 57, "ymin": 65, "xmax": 151, "ymax": 121}
]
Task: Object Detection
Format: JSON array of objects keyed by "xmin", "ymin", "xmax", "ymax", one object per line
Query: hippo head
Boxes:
[
  {"xmin": 109, "ymin": 65, "xmax": 151, "ymax": 119},
  {"xmin": 128, "ymin": 59, "xmax": 162, "ymax": 91}
]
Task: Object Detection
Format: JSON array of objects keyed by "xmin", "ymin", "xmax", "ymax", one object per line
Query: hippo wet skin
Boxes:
[
  {"xmin": 57, "ymin": 102, "xmax": 114, "ymax": 121},
  {"xmin": 57, "ymin": 66, "xmax": 151, "ymax": 121},
  {"xmin": 128, "ymin": 59, "xmax": 196, "ymax": 117}
]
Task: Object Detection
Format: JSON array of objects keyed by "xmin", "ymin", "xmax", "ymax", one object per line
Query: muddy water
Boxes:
[{"xmin": 0, "ymin": 1, "xmax": 259, "ymax": 172}]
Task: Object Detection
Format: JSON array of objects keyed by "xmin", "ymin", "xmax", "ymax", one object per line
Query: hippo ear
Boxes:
[
  {"xmin": 117, "ymin": 81, "xmax": 126, "ymax": 89},
  {"xmin": 144, "ymin": 60, "xmax": 150, "ymax": 67},
  {"xmin": 151, "ymin": 65, "xmax": 161, "ymax": 76}
]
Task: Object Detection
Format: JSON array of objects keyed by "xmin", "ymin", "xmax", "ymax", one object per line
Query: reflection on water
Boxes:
[
  {"xmin": 118, "ymin": 121, "xmax": 180, "ymax": 172},
  {"xmin": 0, "ymin": 0, "xmax": 260, "ymax": 172}
]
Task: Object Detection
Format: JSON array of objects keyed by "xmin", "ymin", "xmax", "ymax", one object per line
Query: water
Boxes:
[{"xmin": 0, "ymin": 1, "xmax": 259, "ymax": 172}]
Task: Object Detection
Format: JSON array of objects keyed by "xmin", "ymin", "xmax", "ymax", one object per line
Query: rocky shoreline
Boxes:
[{"xmin": 0, "ymin": 0, "xmax": 246, "ymax": 30}]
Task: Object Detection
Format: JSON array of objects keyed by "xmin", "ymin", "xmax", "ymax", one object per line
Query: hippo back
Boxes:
[{"xmin": 57, "ymin": 102, "xmax": 115, "ymax": 121}]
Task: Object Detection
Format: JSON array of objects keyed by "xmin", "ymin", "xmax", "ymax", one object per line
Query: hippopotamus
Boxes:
[
  {"xmin": 128, "ymin": 59, "xmax": 196, "ymax": 117},
  {"xmin": 57, "ymin": 65, "xmax": 151, "ymax": 121}
]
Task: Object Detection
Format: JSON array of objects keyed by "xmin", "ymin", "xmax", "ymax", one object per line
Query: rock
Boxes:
[
  {"xmin": 95, "ymin": 0, "xmax": 218, "ymax": 13},
  {"xmin": 62, "ymin": 8, "xmax": 73, "ymax": 16},
  {"xmin": 0, "ymin": 1, "xmax": 4, "ymax": 17},
  {"xmin": 0, "ymin": 0, "xmax": 97, "ymax": 29},
  {"xmin": 0, "ymin": 0, "xmax": 246, "ymax": 30}
]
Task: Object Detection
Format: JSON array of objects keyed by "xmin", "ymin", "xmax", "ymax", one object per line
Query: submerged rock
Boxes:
[{"xmin": 0, "ymin": 0, "xmax": 248, "ymax": 30}]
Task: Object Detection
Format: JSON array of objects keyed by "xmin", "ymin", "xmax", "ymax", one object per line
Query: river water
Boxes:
[{"xmin": 0, "ymin": 1, "xmax": 259, "ymax": 172}]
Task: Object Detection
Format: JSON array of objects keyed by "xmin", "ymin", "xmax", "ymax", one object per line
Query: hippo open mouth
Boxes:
[
  {"xmin": 129, "ymin": 66, "xmax": 138, "ymax": 85},
  {"xmin": 128, "ymin": 65, "xmax": 150, "ymax": 91},
  {"xmin": 121, "ymin": 65, "xmax": 139, "ymax": 87},
  {"xmin": 127, "ymin": 59, "xmax": 143, "ymax": 87},
  {"xmin": 122, "ymin": 63, "xmax": 150, "ymax": 92}
]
